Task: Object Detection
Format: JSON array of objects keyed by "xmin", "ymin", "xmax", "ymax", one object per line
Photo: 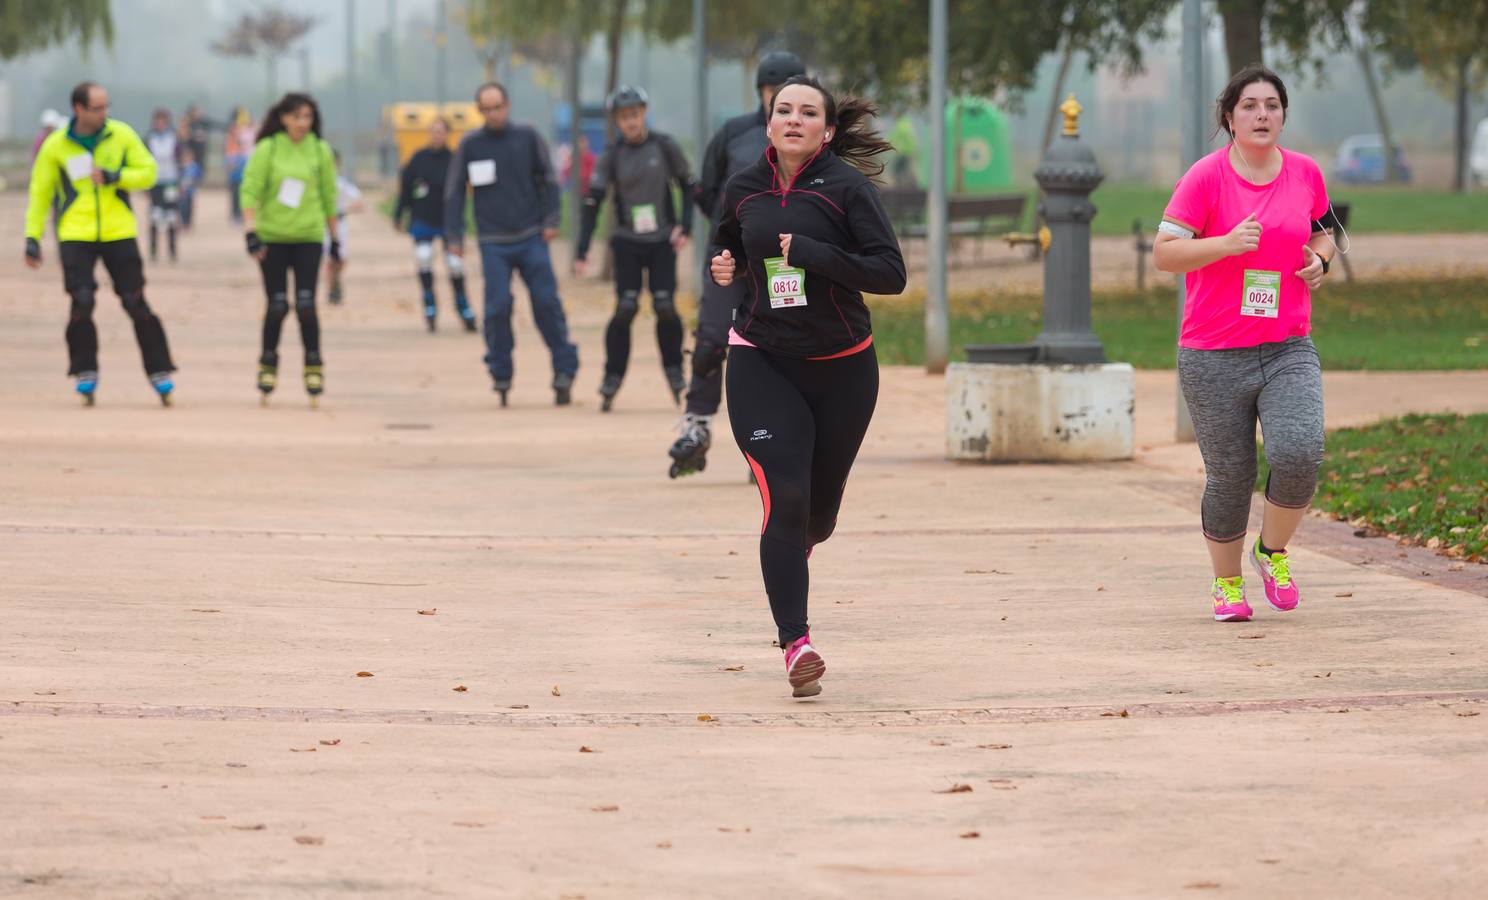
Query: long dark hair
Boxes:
[
  {"xmin": 775, "ymin": 75, "xmax": 894, "ymax": 181},
  {"xmin": 1213, "ymin": 64, "xmax": 1288, "ymax": 140},
  {"xmin": 256, "ymin": 92, "xmax": 323, "ymax": 143}
]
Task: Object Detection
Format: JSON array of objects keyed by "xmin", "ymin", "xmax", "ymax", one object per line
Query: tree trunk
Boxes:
[
  {"xmin": 1455, "ymin": 57, "xmax": 1470, "ymax": 192},
  {"xmin": 1353, "ymin": 38, "xmax": 1398, "ymax": 183},
  {"xmin": 604, "ymin": 0, "xmax": 627, "ymax": 143},
  {"xmin": 266, "ymin": 55, "xmax": 278, "ymax": 104},
  {"xmin": 1220, "ymin": 0, "xmax": 1265, "ymax": 75}
]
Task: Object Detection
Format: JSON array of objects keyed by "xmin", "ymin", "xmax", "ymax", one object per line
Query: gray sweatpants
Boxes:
[{"xmin": 1177, "ymin": 336, "xmax": 1325, "ymax": 543}]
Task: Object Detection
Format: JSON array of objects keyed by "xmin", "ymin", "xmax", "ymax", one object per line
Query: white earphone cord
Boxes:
[{"xmin": 1230, "ymin": 137, "xmax": 1351, "ymax": 256}]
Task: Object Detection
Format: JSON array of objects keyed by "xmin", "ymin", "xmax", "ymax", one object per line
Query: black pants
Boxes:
[
  {"xmin": 258, "ymin": 242, "xmax": 323, "ymax": 367},
  {"xmin": 726, "ymin": 344, "xmax": 879, "ymax": 647},
  {"xmin": 604, "ymin": 237, "xmax": 682, "ymax": 378},
  {"xmin": 684, "ymin": 252, "xmax": 745, "ymax": 415},
  {"xmin": 60, "ymin": 239, "xmax": 174, "ymax": 376}
]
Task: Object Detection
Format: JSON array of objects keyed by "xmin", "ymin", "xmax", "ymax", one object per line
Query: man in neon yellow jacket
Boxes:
[{"xmin": 25, "ymin": 81, "xmax": 176, "ymax": 405}]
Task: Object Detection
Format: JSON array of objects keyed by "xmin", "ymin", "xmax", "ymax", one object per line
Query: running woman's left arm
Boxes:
[{"xmin": 785, "ymin": 183, "xmax": 907, "ymax": 295}]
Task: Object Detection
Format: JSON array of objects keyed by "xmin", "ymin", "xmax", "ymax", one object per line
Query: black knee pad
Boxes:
[
  {"xmin": 267, "ymin": 291, "xmax": 290, "ymax": 317},
  {"xmin": 69, "ymin": 288, "xmax": 98, "ymax": 321},
  {"xmin": 294, "ymin": 288, "xmax": 315, "ymax": 314},
  {"xmin": 615, "ymin": 290, "xmax": 641, "ymax": 318},
  {"xmin": 121, "ymin": 291, "xmax": 152, "ymax": 319},
  {"xmin": 692, "ymin": 337, "xmax": 726, "ymax": 376},
  {"xmin": 653, "ymin": 290, "xmax": 678, "ymax": 320}
]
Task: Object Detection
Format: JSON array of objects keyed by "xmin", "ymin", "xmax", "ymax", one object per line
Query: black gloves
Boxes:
[
  {"xmin": 245, "ymin": 231, "xmax": 263, "ymax": 256},
  {"xmin": 25, "ymin": 237, "xmax": 42, "ymax": 261},
  {"xmin": 328, "ymin": 240, "xmax": 342, "ymax": 262}
]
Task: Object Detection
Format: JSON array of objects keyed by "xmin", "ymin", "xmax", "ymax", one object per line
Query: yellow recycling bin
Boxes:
[{"xmin": 388, "ymin": 102, "xmax": 485, "ymax": 165}]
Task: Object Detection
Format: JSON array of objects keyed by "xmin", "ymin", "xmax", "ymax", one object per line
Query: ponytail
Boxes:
[{"xmin": 776, "ymin": 75, "xmax": 893, "ymax": 182}]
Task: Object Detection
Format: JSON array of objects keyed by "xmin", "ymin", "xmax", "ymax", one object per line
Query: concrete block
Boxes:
[{"xmin": 946, "ymin": 362, "xmax": 1135, "ymax": 462}]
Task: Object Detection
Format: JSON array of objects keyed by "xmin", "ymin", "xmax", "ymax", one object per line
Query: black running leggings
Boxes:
[
  {"xmin": 258, "ymin": 242, "xmax": 323, "ymax": 367},
  {"xmin": 726, "ymin": 344, "xmax": 879, "ymax": 647},
  {"xmin": 605, "ymin": 237, "xmax": 682, "ymax": 378}
]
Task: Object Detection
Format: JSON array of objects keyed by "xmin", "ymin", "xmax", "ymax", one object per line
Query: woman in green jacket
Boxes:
[{"xmin": 240, "ymin": 93, "xmax": 338, "ymax": 406}]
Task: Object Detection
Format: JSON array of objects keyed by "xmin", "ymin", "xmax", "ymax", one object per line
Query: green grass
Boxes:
[
  {"xmin": 1083, "ymin": 182, "xmax": 1488, "ymax": 237},
  {"xmin": 1256, "ymin": 413, "xmax": 1488, "ymax": 561},
  {"xmin": 870, "ymin": 275, "xmax": 1488, "ymax": 370}
]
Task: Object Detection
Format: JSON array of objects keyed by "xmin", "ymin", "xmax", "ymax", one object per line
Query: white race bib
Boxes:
[
  {"xmin": 65, "ymin": 153, "xmax": 94, "ymax": 182},
  {"xmin": 765, "ymin": 257, "xmax": 807, "ymax": 309},
  {"xmin": 276, "ymin": 176, "xmax": 306, "ymax": 210},
  {"xmin": 163, "ymin": 185, "xmax": 180, "ymax": 203},
  {"xmin": 631, "ymin": 203, "xmax": 658, "ymax": 234},
  {"xmin": 1241, "ymin": 269, "xmax": 1280, "ymax": 318},
  {"xmin": 467, "ymin": 159, "xmax": 497, "ymax": 187}
]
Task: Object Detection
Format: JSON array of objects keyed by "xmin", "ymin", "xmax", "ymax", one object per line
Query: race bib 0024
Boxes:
[
  {"xmin": 764, "ymin": 257, "xmax": 806, "ymax": 309},
  {"xmin": 1241, "ymin": 269, "xmax": 1280, "ymax": 318}
]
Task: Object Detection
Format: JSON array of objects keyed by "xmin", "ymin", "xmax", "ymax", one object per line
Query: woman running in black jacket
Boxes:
[{"xmin": 711, "ymin": 75, "xmax": 905, "ymax": 698}]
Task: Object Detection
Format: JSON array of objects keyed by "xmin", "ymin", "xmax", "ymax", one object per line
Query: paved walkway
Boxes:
[{"xmin": 2, "ymin": 190, "xmax": 1485, "ymax": 899}]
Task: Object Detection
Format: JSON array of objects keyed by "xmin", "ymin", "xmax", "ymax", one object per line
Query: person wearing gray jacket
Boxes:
[
  {"xmin": 446, "ymin": 82, "xmax": 579, "ymax": 406},
  {"xmin": 574, "ymin": 86, "xmax": 695, "ymax": 412}
]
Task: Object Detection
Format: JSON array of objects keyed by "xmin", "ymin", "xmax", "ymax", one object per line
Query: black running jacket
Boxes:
[{"xmin": 712, "ymin": 146, "xmax": 906, "ymax": 358}]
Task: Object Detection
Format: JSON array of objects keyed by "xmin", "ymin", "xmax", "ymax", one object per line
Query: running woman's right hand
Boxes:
[
  {"xmin": 1224, "ymin": 213, "xmax": 1262, "ymax": 256},
  {"xmin": 24, "ymin": 237, "xmax": 42, "ymax": 269},
  {"xmin": 245, "ymin": 230, "xmax": 266, "ymax": 261},
  {"xmin": 711, "ymin": 249, "xmax": 736, "ymax": 286}
]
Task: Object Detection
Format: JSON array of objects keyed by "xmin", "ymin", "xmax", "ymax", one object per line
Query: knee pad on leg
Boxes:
[
  {"xmin": 444, "ymin": 251, "xmax": 465, "ymax": 277},
  {"xmin": 69, "ymin": 288, "xmax": 98, "ymax": 322},
  {"xmin": 267, "ymin": 291, "xmax": 290, "ymax": 318},
  {"xmin": 121, "ymin": 291, "xmax": 152, "ymax": 319},
  {"xmin": 295, "ymin": 288, "xmax": 315, "ymax": 314},
  {"xmin": 692, "ymin": 337, "xmax": 726, "ymax": 377},
  {"xmin": 414, "ymin": 240, "xmax": 435, "ymax": 273},
  {"xmin": 652, "ymin": 290, "xmax": 678, "ymax": 321},
  {"xmin": 615, "ymin": 290, "xmax": 641, "ymax": 319}
]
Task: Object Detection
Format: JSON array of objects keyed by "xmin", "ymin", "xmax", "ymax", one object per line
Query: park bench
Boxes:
[{"xmin": 877, "ymin": 187, "xmax": 1031, "ymax": 263}]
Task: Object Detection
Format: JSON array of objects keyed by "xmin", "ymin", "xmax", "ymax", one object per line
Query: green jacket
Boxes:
[
  {"xmin": 27, "ymin": 118, "xmax": 156, "ymax": 243},
  {"xmin": 239, "ymin": 131, "xmax": 338, "ymax": 243}
]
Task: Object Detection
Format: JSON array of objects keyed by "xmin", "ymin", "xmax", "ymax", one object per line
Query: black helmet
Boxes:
[
  {"xmin": 606, "ymin": 85, "xmax": 649, "ymax": 114},
  {"xmin": 756, "ymin": 51, "xmax": 805, "ymax": 88}
]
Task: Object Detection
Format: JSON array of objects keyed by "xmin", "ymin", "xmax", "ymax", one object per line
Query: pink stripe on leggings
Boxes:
[{"xmin": 744, "ymin": 451, "xmax": 770, "ymax": 534}]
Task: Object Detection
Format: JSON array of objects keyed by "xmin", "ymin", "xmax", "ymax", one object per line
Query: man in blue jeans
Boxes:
[{"xmin": 446, "ymin": 82, "xmax": 579, "ymax": 406}]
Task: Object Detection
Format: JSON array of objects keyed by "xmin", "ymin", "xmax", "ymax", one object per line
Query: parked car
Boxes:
[
  {"xmin": 1333, "ymin": 134, "xmax": 1412, "ymax": 184},
  {"xmin": 1471, "ymin": 117, "xmax": 1488, "ymax": 186}
]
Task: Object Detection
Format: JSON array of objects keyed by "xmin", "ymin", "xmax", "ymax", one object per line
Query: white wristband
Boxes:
[{"xmin": 1158, "ymin": 221, "xmax": 1195, "ymax": 239}]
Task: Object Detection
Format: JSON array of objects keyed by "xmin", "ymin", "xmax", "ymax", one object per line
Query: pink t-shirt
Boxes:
[{"xmin": 1163, "ymin": 146, "xmax": 1330, "ymax": 350}]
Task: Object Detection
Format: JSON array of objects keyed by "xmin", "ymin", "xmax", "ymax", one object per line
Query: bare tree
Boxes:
[{"xmin": 211, "ymin": 7, "xmax": 320, "ymax": 103}]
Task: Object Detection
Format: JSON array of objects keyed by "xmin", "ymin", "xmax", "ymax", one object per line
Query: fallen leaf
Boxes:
[
  {"xmin": 1329, "ymin": 708, "xmax": 1350, "ymax": 714},
  {"xmin": 934, "ymin": 784, "xmax": 974, "ymax": 794},
  {"xmin": 717, "ymin": 826, "xmax": 752, "ymax": 833},
  {"xmin": 200, "ymin": 815, "xmax": 226, "ymax": 821},
  {"xmin": 1457, "ymin": 711, "xmax": 1481, "ymax": 717},
  {"xmin": 190, "ymin": 609, "xmax": 221, "ymax": 613},
  {"xmin": 1165, "ymin": 689, "xmax": 1191, "ymax": 695},
  {"xmin": 963, "ymin": 569, "xmax": 1010, "ymax": 575},
  {"xmin": 579, "ymin": 745, "xmax": 599, "ymax": 753},
  {"xmin": 356, "ymin": 671, "xmax": 374, "ymax": 678},
  {"xmin": 591, "ymin": 805, "xmax": 619, "ymax": 812},
  {"xmin": 1237, "ymin": 634, "xmax": 1265, "ymax": 640},
  {"xmin": 225, "ymin": 762, "xmax": 247, "ymax": 768},
  {"xmin": 22, "ymin": 871, "xmax": 63, "ymax": 885},
  {"xmin": 453, "ymin": 685, "xmax": 468, "ymax": 693},
  {"xmin": 551, "ymin": 685, "xmax": 562, "ymax": 697},
  {"xmin": 960, "ymin": 831, "xmax": 981, "ymax": 839},
  {"xmin": 1101, "ymin": 710, "xmax": 1130, "ymax": 718},
  {"xmin": 293, "ymin": 835, "xmax": 324, "ymax": 845},
  {"xmin": 656, "ymin": 841, "xmax": 672, "ymax": 849},
  {"xmin": 319, "ymin": 739, "xmax": 341, "ymax": 746},
  {"xmin": 33, "ymin": 690, "xmax": 56, "ymax": 696},
  {"xmin": 452, "ymin": 822, "xmax": 485, "ymax": 828},
  {"xmin": 929, "ymin": 740, "xmax": 950, "ymax": 746},
  {"xmin": 1184, "ymin": 883, "xmax": 1221, "ymax": 890},
  {"xmin": 289, "ymin": 747, "xmax": 317, "ymax": 753},
  {"xmin": 697, "ymin": 714, "xmax": 715, "ymax": 722},
  {"xmin": 976, "ymin": 743, "xmax": 1012, "ymax": 750},
  {"xmin": 1335, "ymin": 592, "xmax": 1353, "ymax": 598},
  {"xmin": 727, "ymin": 550, "xmax": 738, "ymax": 556},
  {"xmin": 1096, "ymin": 586, "xmax": 1106, "ymax": 592},
  {"xmin": 1448, "ymin": 562, "xmax": 1466, "ymax": 572},
  {"xmin": 1313, "ymin": 672, "xmax": 1333, "ymax": 678},
  {"xmin": 231, "ymin": 823, "xmax": 265, "ymax": 831},
  {"xmin": 507, "ymin": 704, "xmax": 530, "ymax": 709},
  {"xmin": 417, "ymin": 609, "xmax": 437, "ymax": 615},
  {"xmin": 719, "ymin": 665, "xmax": 745, "ymax": 672}
]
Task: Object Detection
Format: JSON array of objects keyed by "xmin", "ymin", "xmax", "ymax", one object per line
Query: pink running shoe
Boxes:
[
  {"xmin": 783, "ymin": 633, "xmax": 825, "ymax": 698},
  {"xmin": 1251, "ymin": 541, "xmax": 1300, "ymax": 611},
  {"xmin": 1211, "ymin": 576, "xmax": 1253, "ymax": 622}
]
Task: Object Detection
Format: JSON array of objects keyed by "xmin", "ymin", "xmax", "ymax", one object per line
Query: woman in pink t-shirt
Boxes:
[{"xmin": 1153, "ymin": 65, "xmax": 1339, "ymax": 623}]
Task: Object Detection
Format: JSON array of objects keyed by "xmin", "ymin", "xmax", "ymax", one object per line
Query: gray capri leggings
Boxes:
[{"xmin": 1177, "ymin": 336, "xmax": 1325, "ymax": 543}]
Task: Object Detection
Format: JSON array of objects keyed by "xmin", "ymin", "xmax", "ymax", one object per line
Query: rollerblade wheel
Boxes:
[
  {"xmin": 498, "ymin": 389, "xmax": 509, "ymax": 408},
  {"xmin": 159, "ymin": 392, "xmax": 173, "ymax": 408},
  {"xmin": 601, "ymin": 395, "xmax": 614, "ymax": 413},
  {"xmin": 554, "ymin": 387, "xmax": 572, "ymax": 406},
  {"xmin": 81, "ymin": 393, "xmax": 97, "ymax": 407}
]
